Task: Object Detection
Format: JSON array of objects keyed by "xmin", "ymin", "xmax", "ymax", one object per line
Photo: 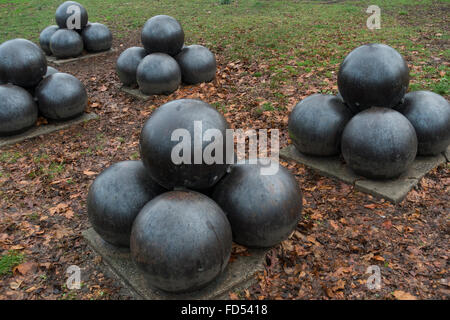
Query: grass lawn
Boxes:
[
  {"xmin": 0, "ymin": 0, "xmax": 448, "ymax": 300},
  {"xmin": 0, "ymin": 0, "xmax": 448, "ymax": 94}
]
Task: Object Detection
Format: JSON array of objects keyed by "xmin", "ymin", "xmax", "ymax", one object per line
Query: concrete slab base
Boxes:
[
  {"xmin": 46, "ymin": 48, "xmax": 117, "ymax": 65},
  {"xmin": 83, "ymin": 228, "xmax": 267, "ymax": 300},
  {"xmin": 120, "ymin": 86, "xmax": 152, "ymax": 101},
  {"xmin": 280, "ymin": 144, "xmax": 449, "ymax": 203},
  {"xmin": 0, "ymin": 113, "xmax": 98, "ymax": 148}
]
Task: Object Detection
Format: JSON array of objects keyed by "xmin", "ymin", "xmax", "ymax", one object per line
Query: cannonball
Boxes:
[
  {"xmin": 0, "ymin": 84, "xmax": 38, "ymax": 136},
  {"xmin": 337, "ymin": 43, "xmax": 409, "ymax": 111},
  {"xmin": 116, "ymin": 47, "xmax": 147, "ymax": 86},
  {"xmin": 288, "ymin": 94, "xmax": 353, "ymax": 156},
  {"xmin": 136, "ymin": 53, "xmax": 181, "ymax": 95},
  {"xmin": 336, "ymin": 90, "xmax": 358, "ymax": 115},
  {"xmin": 141, "ymin": 15, "xmax": 184, "ymax": 56},
  {"xmin": 130, "ymin": 190, "xmax": 232, "ymax": 293},
  {"xmin": 341, "ymin": 107, "xmax": 418, "ymax": 179},
  {"xmin": 49, "ymin": 29, "xmax": 83, "ymax": 59},
  {"xmin": 45, "ymin": 66, "xmax": 59, "ymax": 77},
  {"xmin": 55, "ymin": 1, "xmax": 88, "ymax": 30},
  {"xmin": 139, "ymin": 99, "xmax": 231, "ymax": 190},
  {"xmin": 395, "ymin": 91, "xmax": 450, "ymax": 155},
  {"xmin": 212, "ymin": 160, "xmax": 303, "ymax": 248},
  {"xmin": 39, "ymin": 25, "xmax": 59, "ymax": 55},
  {"xmin": 35, "ymin": 72, "xmax": 87, "ymax": 120},
  {"xmin": 175, "ymin": 45, "xmax": 216, "ymax": 84},
  {"xmin": 87, "ymin": 160, "xmax": 166, "ymax": 247},
  {"xmin": 0, "ymin": 38, "xmax": 47, "ymax": 88},
  {"xmin": 81, "ymin": 22, "xmax": 112, "ymax": 53}
]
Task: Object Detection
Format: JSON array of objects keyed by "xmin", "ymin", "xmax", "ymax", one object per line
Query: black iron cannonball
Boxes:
[
  {"xmin": 39, "ymin": 25, "xmax": 59, "ymax": 55},
  {"xmin": 395, "ymin": 91, "xmax": 450, "ymax": 155},
  {"xmin": 139, "ymin": 99, "xmax": 231, "ymax": 190},
  {"xmin": 24, "ymin": 67, "xmax": 59, "ymax": 101},
  {"xmin": 337, "ymin": 43, "xmax": 409, "ymax": 111},
  {"xmin": 288, "ymin": 94, "xmax": 353, "ymax": 156},
  {"xmin": 175, "ymin": 45, "xmax": 217, "ymax": 85},
  {"xmin": 0, "ymin": 39, "xmax": 47, "ymax": 88},
  {"xmin": 87, "ymin": 160, "xmax": 166, "ymax": 247},
  {"xmin": 341, "ymin": 107, "xmax": 418, "ymax": 179},
  {"xmin": 136, "ymin": 53, "xmax": 181, "ymax": 95},
  {"xmin": 55, "ymin": 1, "xmax": 88, "ymax": 30},
  {"xmin": 35, "ymin": 72, "xmax": 87, "ymax": 120},
  {"xmin": 45, "ymin": 66, "xmax": 59, "ymax": 77},
  {"xmin": 141, "ymin": 15, "xmax": 184, "ymax": 56},
  {"xmin": 212, "ymin": 160, "xmax": 303, "ymax": 248},
  {"xmin": 0, "ymin": 84, "xmax": 38, "ymax": 136},
  {"xmin": 81, "ymin": 22, "xmax": 112, "ymax": 53},
  {"xmin": 50, "ymin": 29, "xmax": 83, "ymax": 59},
  {"xmin": 116, "ymin": 47, "xmax": 147, "ymax": 86},
  {"xmin": 130, "ymin": 190, "xmax": 232, "ymax": 293}
]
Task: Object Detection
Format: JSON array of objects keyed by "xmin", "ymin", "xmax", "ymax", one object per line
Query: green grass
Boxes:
[
  {"xmin": 0, "ymin": 151, "xmax": 23, "ymax": 164},
  {"xmin": 0, "ymin": 250, "xmax": 24, "ymax": 276},
  {"xmin": 0, "ymin": 0, "xmax": 447, "ymax": 95}
]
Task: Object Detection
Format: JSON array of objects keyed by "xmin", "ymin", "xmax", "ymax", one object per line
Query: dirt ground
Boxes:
[{"xmin": 0, "ymin": 27, "xmax": 448, "ymax": 300}]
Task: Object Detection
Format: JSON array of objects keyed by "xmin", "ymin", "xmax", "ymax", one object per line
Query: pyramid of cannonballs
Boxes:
[
  {"xmin": 288, "ymin": 43, "xmax": 450, "ymax": 180},
  {"xmin": 87, "ymin": 98, "xmax": 303, "ymax": 293},
  {"xmin": 116, "ymin": 15, "xmax": 217, "ymax": 95},
  {"xmin": 39, "ymin": 1, "xmax": 112, "ymax": 59},
  {"xmin": 0, "ymin": 38, "xmax": 87, "ymax": 136}
]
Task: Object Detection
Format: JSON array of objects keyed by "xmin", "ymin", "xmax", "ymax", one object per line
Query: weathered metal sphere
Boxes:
[
  {"xmin": 0, "ymin": 38, "xmax": 47, "ymax": 88},
  {"xmin": 55, "ymin": 1, "xmax": 88, "ymax": 30},
  {"xmin": 288, "ymin": 94, "xmax": 353, "ymax": 156},
  {"xmin": 116, "ymin": 47, "xmax": 147, "ymax": 86},
  {"xmin": 141, "ymin": 15, "xmax": 184, "ymax": 56},
  {"xmin": 337, "ymin": 43, "xmax": 409, "ymax": 111},
  {"xmin": 341, "ymin": 107, "xmax": 418, "ymax": 179},
  {"xmin": 395, "ymin": 91, "xmax": 450, "ymax": 156},
  {"xmin": 175, "ymin": 45, "xmax": 216, "ymax": 84},
  {"xmin": 136, "ymin": 53, "xmax": 181, "ymax": 95},
  {"xmin": 81, "ymin": 22, "xmax": 112, "ymax": 52},
  {"xmin": 212, "ymin": 161, "xmax": 303, "ymax": 248},
  {"xmin": 0, "ymin": 84, "xmax": 38, "ymax": 136},
  {"xmin": 139, "ymin": 99, "xmax": 231, "ymax": 190},
  {"xmin": 50, "ymin": 29, "xmax": 84, "ymax": 59},
  {"xmin": 35, "ymin": 72, "xmax": 87, "ymax": 120},
  {"xmin": 39, "ymin": 25, "xmax": 59, "ymax": 55},
  {"xmin": 130, "ymin": 190, "xmax": 232, "ymax": 293},
  {"xmin": 45, "ymin": 66, "xmax": 59, "ymax": 77},
  {"xmin": 87, "ymin": 161, "xmax": 166, "ymax": 247}
]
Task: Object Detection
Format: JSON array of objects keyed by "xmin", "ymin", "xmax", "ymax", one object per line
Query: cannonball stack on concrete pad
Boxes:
[
  {"xmin": 288, "ymin": 43, "xmax": 450, "ymax": 181},
  {"xmin": 116, "ymin": 15, "xmax": 217, "ymax": 96},
  {"xmin": 0, "ymin": 38, "xmax": 88, "ymax": 136},
  {"xmin": 39, "ymin": 1, "xmax": 112, "ymax": 59},
  {"xmin": 87, "ymin": 98, "xmax": 303, "ymax": 293}
]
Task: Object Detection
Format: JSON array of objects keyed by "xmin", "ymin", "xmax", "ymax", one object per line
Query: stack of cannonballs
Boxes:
[
  {"xmin": 87, "ymin": 98, "xmax": 303, "ymax": 293},
  {"xmin": 116, "ymin": 15, "xmax": 217, "ymax": 95},
  {"xmin": 289, "ymin": 43, "xmax": 450, "ymax": 180},
  {"xmin": 0, "ymin": 38, "xmax": 87, "ymax": 136},
  {"xmin": 39, "ymin": 1, "xmax": 112, "ymax": 59}
]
